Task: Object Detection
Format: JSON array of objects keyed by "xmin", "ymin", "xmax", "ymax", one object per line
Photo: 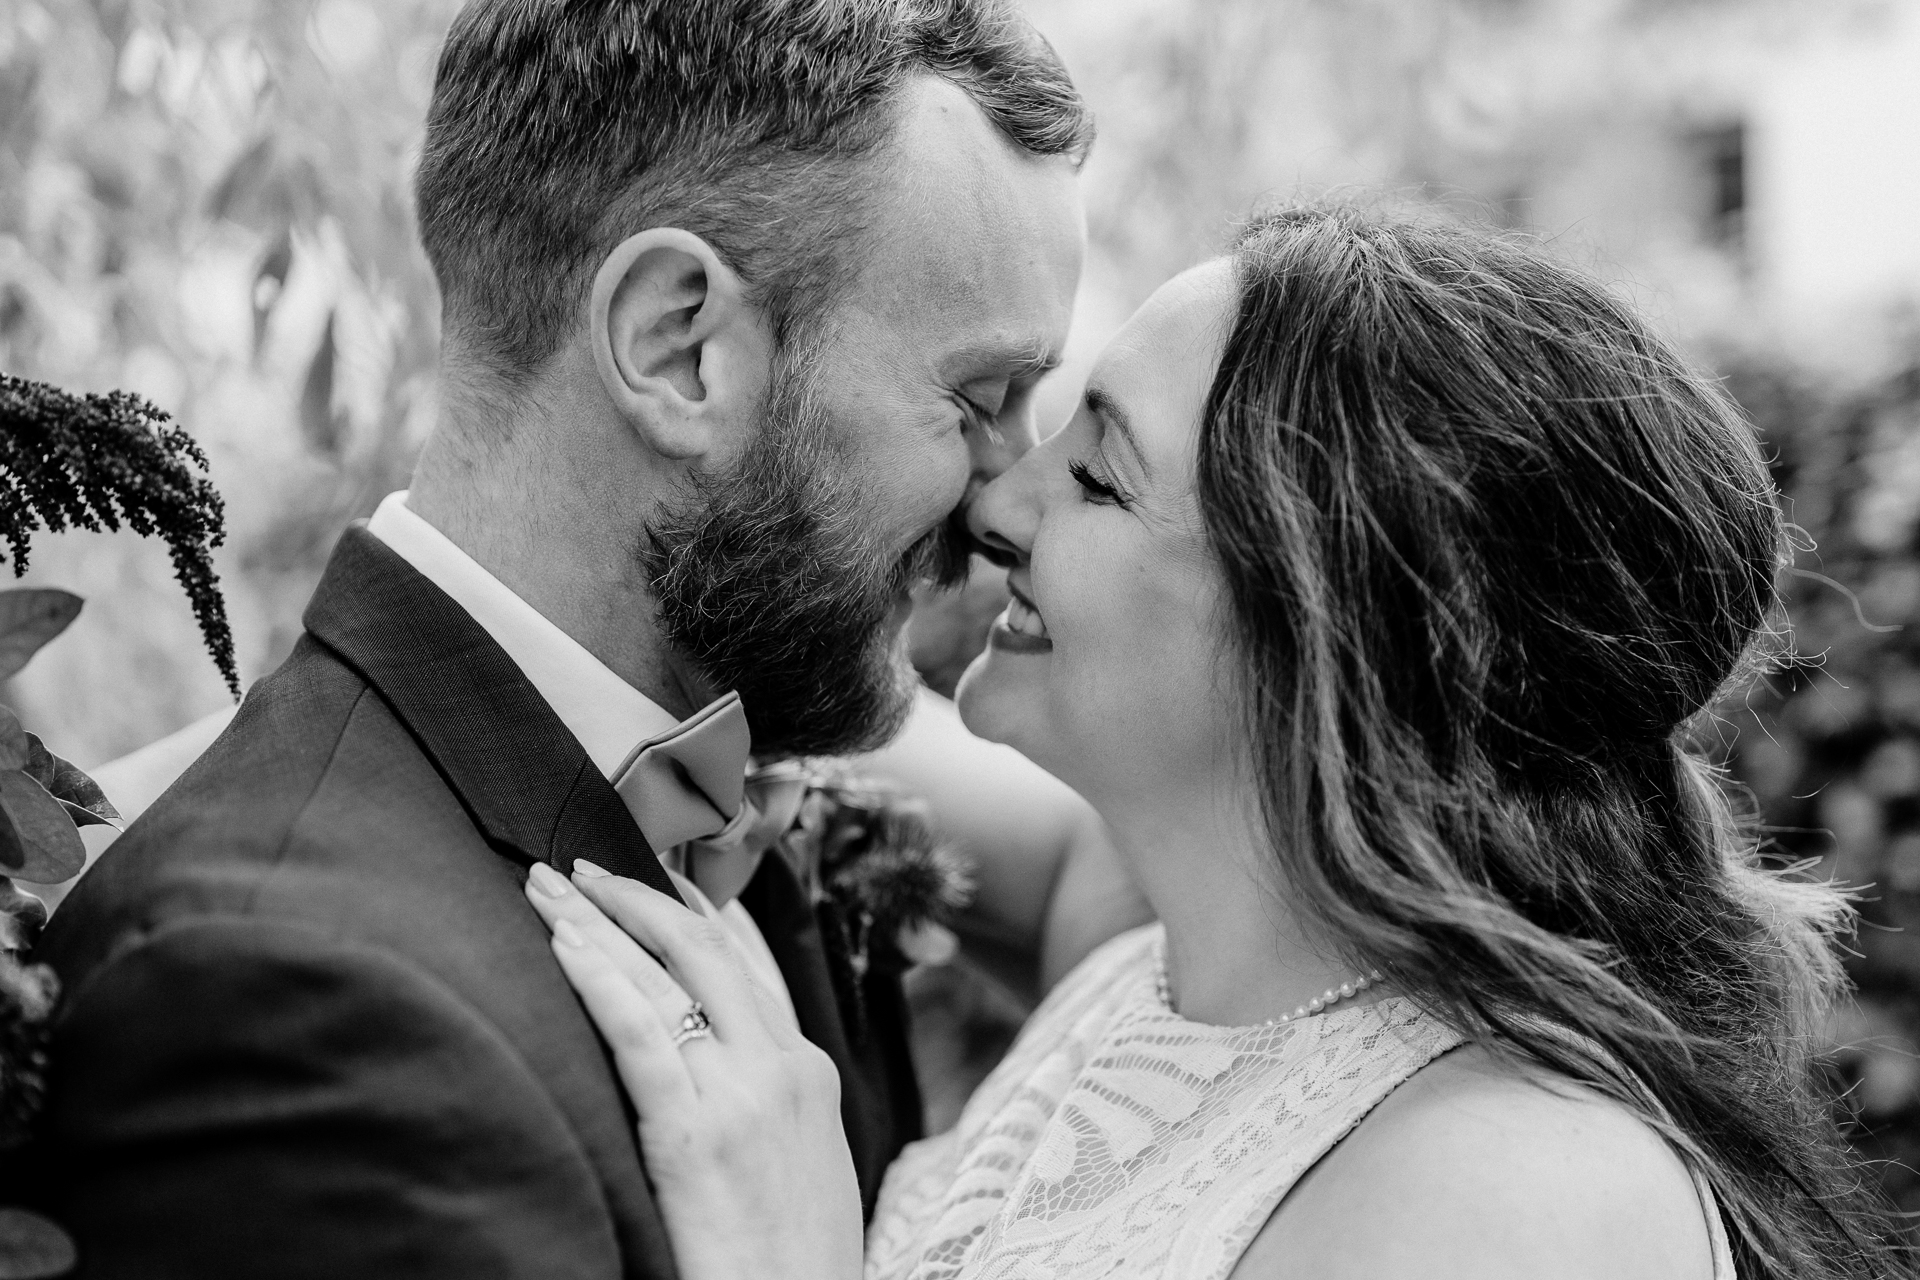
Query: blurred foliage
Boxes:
[
  {"xmin": 1715, "ymin": 331, "xmax": 1920, "ymax": 1222},
  {"xmin": 0, "ymin": 0, "xmax": 455, "ymax": 763}
]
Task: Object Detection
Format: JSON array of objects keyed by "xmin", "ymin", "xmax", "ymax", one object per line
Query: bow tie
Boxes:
[{"xmin": 609, "ymin": 692, "xmax": 810, "ymax": 905}]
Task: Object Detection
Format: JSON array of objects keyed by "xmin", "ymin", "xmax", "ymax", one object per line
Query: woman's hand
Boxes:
[{"xmin": 524, "ymin": 860, "xmax": 864, "ymax": 1280}]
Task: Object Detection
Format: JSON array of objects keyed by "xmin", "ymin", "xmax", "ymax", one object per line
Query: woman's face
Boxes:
[{"xmin": 956, "ymin": 261, "xmax": 1240, "ymax": 813}]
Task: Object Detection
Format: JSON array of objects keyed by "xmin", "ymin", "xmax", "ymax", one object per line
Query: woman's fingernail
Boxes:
[
  {"xmin": 529, "ymin": 863, "xmax": 569, "ymax": 898},
  {"xmin": 553, "ymin": 918, "xmax": 586, "ymax": 948},
  {"xmin": 572, "ymin": 859, "xmax": 612, "ymax": 879}
]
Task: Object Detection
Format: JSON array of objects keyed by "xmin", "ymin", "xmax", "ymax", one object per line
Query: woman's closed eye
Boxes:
[{"xmin": 1068, "ymin": 459, "xmax": 1131, "ymax": 508}]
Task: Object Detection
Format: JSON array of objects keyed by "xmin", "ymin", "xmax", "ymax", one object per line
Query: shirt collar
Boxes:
[{"xmin": 364, "ymin": 491, "xmax": 681, "ymax": 778}]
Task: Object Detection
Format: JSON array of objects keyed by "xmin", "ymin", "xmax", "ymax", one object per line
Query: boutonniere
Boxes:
[{"xmin": 775, "ymin": 771, "xmax": 973, "ymax": 1042}]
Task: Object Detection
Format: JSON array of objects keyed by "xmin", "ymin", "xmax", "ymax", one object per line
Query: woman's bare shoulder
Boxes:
[{"xmin": 1232, "ymin": 1043, "xmax": 1718, "ymax": 1280}]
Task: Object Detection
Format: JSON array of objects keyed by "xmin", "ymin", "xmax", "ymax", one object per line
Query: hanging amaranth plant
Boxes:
[{"xmin": 0, "ymin": 374, "xmax": 237, "ymax": 696}]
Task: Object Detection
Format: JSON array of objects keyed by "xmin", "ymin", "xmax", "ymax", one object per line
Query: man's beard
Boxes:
[{"xmin": 640, "ymin": 351, "xmax": 973, "ymax": 760}]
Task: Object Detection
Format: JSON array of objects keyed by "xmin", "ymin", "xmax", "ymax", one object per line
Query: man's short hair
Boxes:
[{"xmin": 416, "ymin": 0, "xmax": 1094, "ymax": 383}]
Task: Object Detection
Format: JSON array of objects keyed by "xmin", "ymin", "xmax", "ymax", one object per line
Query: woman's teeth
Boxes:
[{"xmin": 1005, "ymin": 595, "xmax": 1049, "ymax": 639}]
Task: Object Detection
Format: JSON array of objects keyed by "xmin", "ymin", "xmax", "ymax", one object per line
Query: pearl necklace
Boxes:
[{"xmin": 1154, "ymin": 946, "xmax": 1385, "ymax": 1026}]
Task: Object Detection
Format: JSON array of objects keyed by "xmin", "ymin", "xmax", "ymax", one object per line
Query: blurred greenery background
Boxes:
[{"xmin": 6, "ymin": 0, "xmax": 1920, "ymax": 1225}]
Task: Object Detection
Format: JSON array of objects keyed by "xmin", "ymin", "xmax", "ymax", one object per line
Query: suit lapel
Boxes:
[
  {"xmin": 302, "ymin": 525, "xmax": 680, "ymax": 899},
  {"xmin": 305, "ymin": 524, "xmax": 919, "ymax": 1209}
]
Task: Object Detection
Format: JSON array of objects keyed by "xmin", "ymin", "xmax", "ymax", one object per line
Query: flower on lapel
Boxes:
[{"xmin": 776, "ymin": 771, "xmax": 974, "ymax": 1043}]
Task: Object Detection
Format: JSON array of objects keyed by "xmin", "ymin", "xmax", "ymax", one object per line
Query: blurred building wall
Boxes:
[
  {"xmin": 1023, "ymin": 0, "xmax": 1920, "ymax": 418},
  {"xmin": 1752, "ymin": 0, "xmax": 1920, "ymax": 342}
]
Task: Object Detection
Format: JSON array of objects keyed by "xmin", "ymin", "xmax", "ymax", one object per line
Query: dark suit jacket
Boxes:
[{"xmin": 20, "ymin": 526, "xmax": 922, "ymax": 1278}]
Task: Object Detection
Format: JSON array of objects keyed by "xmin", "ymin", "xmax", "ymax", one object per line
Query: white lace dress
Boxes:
[{"xmin": 865, "ymin": 923, "xmax": 1739, "ymax": 1280}]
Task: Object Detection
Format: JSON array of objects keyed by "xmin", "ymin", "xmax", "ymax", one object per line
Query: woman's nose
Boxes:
[{"xmin": 967, "ymin": 447, "xmax": 1044, "ymax": 569}]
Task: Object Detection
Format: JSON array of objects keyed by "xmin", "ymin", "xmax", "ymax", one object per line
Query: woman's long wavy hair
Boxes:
[{"xmin": 1199, "ymin": 204, "xmax": 1907, "ymax": 1278}]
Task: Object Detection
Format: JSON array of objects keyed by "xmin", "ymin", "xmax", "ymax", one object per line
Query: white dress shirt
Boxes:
[
  {"xmin": 366, "ymin": 491, "xmax": 795, "ymax": 1017},
  {"xmin": 365, "ymin": 491, "xmax": 680, "ymax": 775}
]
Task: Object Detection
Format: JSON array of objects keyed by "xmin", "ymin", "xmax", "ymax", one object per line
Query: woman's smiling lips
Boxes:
[{"xmin": 990, "ymin": 581, "xmax": 1053, "ymax": 654}]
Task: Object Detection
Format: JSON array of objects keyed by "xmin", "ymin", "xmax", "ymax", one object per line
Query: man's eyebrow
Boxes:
[
  {"xmin": 945, "ymin": 339, "xmax": 1063, "ymax": 383},
  {"xmin": 1086, "ymin": 386, "xmax": 1147, "ymax": 474}
]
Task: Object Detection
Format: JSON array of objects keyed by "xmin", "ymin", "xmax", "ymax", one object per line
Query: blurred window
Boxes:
[{"xmin": 1696, "ymin": 121, "xmax": 1747, "ymax": 250}]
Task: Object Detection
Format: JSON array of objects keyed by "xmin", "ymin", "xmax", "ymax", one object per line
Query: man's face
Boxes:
[{"xmin": 645, "ymin": 78, "xmax": 1086, "ymax": 759}]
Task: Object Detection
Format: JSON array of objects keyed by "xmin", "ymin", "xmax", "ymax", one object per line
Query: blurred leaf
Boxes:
[
  {"xmin": 0, "ymin": 879, "xmax": 47, "ymax": 955},
  {"xmin": 0, "ymin": 592, "xmax": 81, "ymax": 683},
  {"xmin": 1858, "ymin": 1043, "xmax": 1920, "ymax": 1118},
  {"xmin": 0, "ymin": 1206, "xmax": 76, "ymax": 1279},
  {"xmin": 12, "ymin": 736, "xmax": 52, "ymax": 792},
  {"xmin": 1863, "ymin": 737, "xmax": 1920, "ymax": 798},
  {"xmin": 0, "ymin": 711, "xmax": 27, "ymax": 775},
  {"xmin": 56, "ymin": 801, "xmax": 113, "ymax": 831},
  {"xmin": 0, "ymin": 944, "xmax": 57, "ymax": 1019},
  {"xmin": 252, "ymin": 230, "xmax": 293, "ymax": 358},
  {"xmin": 0, "ymin": 773, "xmax": 84, "ymax": 885},
  {"xmin": 298, "ymin": 311, "xmax": 342, "ymax": 456},
  {"xmin": 206, "ymin": 134, "xmax": 276, "ymax": 222},
  {"xmin": 0, "ymin": 801, "xmax": 20, "ymax": 878},
  {"xmin": 19, "ymin": 735, "xmax": 118, "ymax": 828}
]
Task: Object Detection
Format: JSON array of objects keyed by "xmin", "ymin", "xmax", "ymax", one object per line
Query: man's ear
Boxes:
[{"xmin": 590, "ymin": 229, "xmax": 767, "ymax": 461}]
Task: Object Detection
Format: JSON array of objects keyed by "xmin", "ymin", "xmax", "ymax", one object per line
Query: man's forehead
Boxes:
[
  {"xmin": 864, "ymin": 81, "xmax": 1083, "ymax": 279},
  {"xmin": 872, "ymin": 168, "xmax": 1080, "ymax": 294},
  {"xmin": 835, "ymin": 76, "xmax": 1084, "ymax": 373},
  {"xmin": 851, "ymin": 182, "xmax": 1081, "ymax": 374},
  {"xmin": 888, "ymin": 77, "xmax": 1042, "ymax": 204}
]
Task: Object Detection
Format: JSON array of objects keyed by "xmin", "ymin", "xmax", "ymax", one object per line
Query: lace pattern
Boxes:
[
  {"xmin": 866, "ymin": 924, "xmax": 1464, "ymax": 1280},
  {"xmin": 870, "ymin": 922, "xmax": 1742, "ymax": 1280}
]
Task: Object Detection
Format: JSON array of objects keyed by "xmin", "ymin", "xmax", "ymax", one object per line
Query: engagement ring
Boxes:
[{"xmin": 671, "ymin": 1001, "xmax": 713, "ymax": 1047}]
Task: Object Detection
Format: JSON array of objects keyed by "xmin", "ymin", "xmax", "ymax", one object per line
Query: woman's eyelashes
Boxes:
[{"xmin": 1068, "ymin": 459, "xmax": 1131, "ymax": 508}]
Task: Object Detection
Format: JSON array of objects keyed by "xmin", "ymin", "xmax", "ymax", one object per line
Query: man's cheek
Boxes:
[{"xmin": 891, "ymin": 478, "xmax": 964, "ymax": 554}]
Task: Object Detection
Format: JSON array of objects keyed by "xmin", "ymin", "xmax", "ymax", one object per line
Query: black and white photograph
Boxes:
[{"xmin": 0, "ymin": 0, "xmax": 1918, "ymax": 1276}]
